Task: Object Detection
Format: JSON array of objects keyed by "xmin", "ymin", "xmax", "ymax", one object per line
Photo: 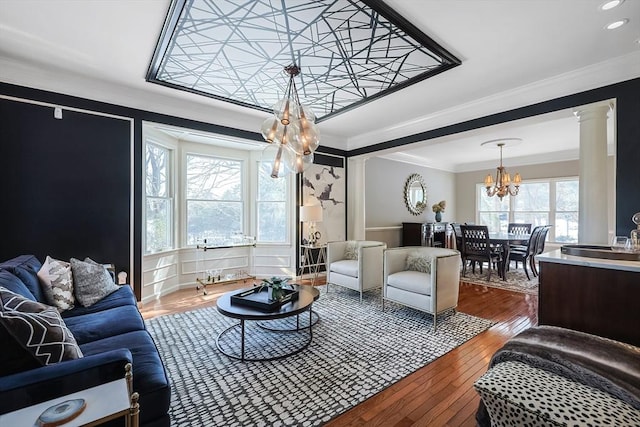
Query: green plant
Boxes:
[{"xmin": 261, "ymin": 276, "xmax": 289, "ymax": 301}]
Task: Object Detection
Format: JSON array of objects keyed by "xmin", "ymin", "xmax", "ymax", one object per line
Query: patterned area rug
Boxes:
[
  {"xmin": 145, "ymin": 286, "xmax": 494, "ymax": 427},
  {"xmin": 460, "ymin": 264, "xmax": 539, "ymax": 294}
]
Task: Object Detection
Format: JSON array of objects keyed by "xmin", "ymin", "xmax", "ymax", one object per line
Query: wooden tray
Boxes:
[{"xmin": 230, "ymin": 286, "xmax": 299, "ymax": 311}]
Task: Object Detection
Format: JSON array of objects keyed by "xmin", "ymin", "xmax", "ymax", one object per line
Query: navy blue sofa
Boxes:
[{"xmin": 0, "ymin": 255, "xmax": 170, "ymax": 427}]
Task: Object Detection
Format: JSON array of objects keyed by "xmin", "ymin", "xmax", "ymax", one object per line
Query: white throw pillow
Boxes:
[
  {"xmin": 405, "ymin": 252, "xmax": 432, "ymax": 274},
  {"xmin": 344, "ymin": 241, "xmax": 358, "ymax": 260},
  {"xmin": 37, "ymin": 256, "xmax": 75, "ymax": 312}
]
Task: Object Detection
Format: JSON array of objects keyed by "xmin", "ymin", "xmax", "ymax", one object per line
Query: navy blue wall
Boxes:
[{"xmin": 1, "ymin": 77, "xmax": 638, "ymax": 298}]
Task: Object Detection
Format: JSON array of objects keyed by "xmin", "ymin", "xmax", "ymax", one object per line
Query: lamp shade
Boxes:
[{"xmin": 300, "ymin": 205, "xmax": 323, "ymax": 223}]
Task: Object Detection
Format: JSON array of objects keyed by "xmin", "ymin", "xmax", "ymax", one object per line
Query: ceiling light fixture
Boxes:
[
  {"xmin": 605, "ymin": 19, "xmax": 629, "ymax": 29},
  {"xmin": 260, "ymin": 65, "xmax": 320, "ymax": 178},
  {"xmin": 599, "ymin": 0, "xmax": 624, "ymax": 11},
  {"xmin": 482, "ymin": 139, "xmax": 523, "ymax": 200}
]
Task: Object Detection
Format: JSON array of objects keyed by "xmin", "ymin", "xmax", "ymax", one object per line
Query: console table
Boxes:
[{"xmin": 402, "ymin": 222, "xmax": 449, "ymax": 247}]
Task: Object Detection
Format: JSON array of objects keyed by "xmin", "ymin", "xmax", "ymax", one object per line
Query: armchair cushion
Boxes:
[
  {"xmin": 329, "ymin": 259, "xmax": 359, "ymax": 277},
  {"xmin": 406, "ymin": 252, "xmax": 432, "ymax": 274},
  {"xmin": 387, "ymin": 270, "xmax": 431, "ymax": 296}
]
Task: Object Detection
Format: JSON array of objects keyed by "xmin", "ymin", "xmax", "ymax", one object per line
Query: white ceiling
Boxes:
[{"xmin": 1, "ymin": 0, "xmax": 638, "ymax": 171}]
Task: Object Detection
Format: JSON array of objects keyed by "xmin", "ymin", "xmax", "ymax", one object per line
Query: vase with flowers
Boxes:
[{"xmin": 432, "ymin": 200, "xmax": 446, "ymax": 222}]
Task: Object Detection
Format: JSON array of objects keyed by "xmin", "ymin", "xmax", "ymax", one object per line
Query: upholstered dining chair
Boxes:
[
  {"xmin": 508, "ymin": 225, "xmax": 544, "ymax": 280},
  {"xmin": 460, "ymin": 225, "xmax": 503, "ymax": 281},
  {"xmin": 382, "ymin": 247, "xmax": 461, "ymax": 331},
  {"xmin": 326, "ymin": 240, "xmax": 386, "ymax": 302}
]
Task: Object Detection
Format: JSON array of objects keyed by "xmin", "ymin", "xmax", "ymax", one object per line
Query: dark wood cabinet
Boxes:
[
  {"xmin": 402, "ymin": 222, "xmax": 423, "ymax": 246},
  {"xmin": 538, "ymin": 260, "xmax": 640, "ymax": 346}
]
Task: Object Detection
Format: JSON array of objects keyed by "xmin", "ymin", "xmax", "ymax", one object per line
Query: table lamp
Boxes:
[{"xmin": 300, "ymin": 204, "xmax": 323, "ymax": 245}]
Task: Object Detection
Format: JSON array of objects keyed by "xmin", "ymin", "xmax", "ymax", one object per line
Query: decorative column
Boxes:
[
  {"xmin": 574, "ymin": 102, "xmax": 611, "ymax": 244},
  {"xmin": 347, "ymin": 157, "xmax": 367, "ymax": 240}
]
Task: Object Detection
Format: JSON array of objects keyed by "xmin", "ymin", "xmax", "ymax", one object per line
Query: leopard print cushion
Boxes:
[{"xmin": 474, "ymin": 361, "xmax": 640, "ymax": 426}]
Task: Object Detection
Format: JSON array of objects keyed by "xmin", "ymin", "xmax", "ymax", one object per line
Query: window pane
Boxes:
[
  {"xmin": 478, "ymin": 189, "xmax": 510, "ymax": 211},
  {"xmin": 146, "ymin": 198, "xmax": 171, "ymax": 252},
  {"xmin": 146, "ymin": 144, "xmax": 167, "ymax": 197},
  {"xmin": 257, "ymin": 202, "xmax": 287, "ymax": 242},
  {"xmin": 556, "ymin": 180, "xmax": 579, "ymax": 211},
  {"xmin": 555, "ymin": 212, "xmax": 579, "ymax": 243},
  {"xmin": 186, "ymin": 155, "xmax": 242, "ymax": 200},
  {"xmin": 478, "ymin": 212, "xmax": 506, "ymax": 232},
  {"xmin": 513, "ymin": 212, "xmax": 548, "ymax": 227},
  {"xmin": 258, "ymin": 162, "xmax": 286, "ymax": 201},
  {"xmin": 514, "ymin": 182, "xmax": 549, "ymax": 211},
  {"xmin": 186, "ymin": 200, "xmax": 242, "ymax": 245}
]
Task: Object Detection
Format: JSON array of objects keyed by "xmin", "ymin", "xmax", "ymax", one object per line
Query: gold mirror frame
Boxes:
[{"xmin": 404, "ymin": 173, "xmax": 427, "ymax": 215}]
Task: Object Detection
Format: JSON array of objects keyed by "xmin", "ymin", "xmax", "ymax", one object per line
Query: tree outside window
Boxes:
[
  {"xmin": 145, "ymin": 142, "xmax": 173, "ymax": 253},
  {"xmin": 186, "ymin": 155, "xmax": 243, "ymax": 245}
]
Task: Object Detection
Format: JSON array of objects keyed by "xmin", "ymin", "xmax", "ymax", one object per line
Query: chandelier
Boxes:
[
  {"xmin": 260, "ymin": 65, "xmax": 320, "ymax": 178},
  {"xmin": 482, "ymin": 140, "xmax": 522, "ymax": 200}
]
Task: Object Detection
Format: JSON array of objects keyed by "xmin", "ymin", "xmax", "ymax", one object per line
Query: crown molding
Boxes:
[{"xmin": 347, "ymin": 51, "xmax": 640, "ymax": 150}]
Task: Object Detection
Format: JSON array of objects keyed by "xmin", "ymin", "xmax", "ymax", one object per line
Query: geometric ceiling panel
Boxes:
[{"xmin": 147, "ymin": 0, "xmax": 460, "ymax": 122}]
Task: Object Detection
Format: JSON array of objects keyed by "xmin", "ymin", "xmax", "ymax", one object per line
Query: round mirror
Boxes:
[{"xmin": 404, "ymin": 173, "xmax": 427, "ymax": 215}]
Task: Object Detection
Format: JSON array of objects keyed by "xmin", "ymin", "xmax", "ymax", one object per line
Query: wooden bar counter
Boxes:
[{"xmin": 537, "ymin": 249, "xmax": 640, "ymax": 346}]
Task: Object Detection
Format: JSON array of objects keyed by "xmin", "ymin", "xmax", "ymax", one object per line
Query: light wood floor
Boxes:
[{"xmin": 139, "ymin": 278, "xmax": 538, "ymax": 427}]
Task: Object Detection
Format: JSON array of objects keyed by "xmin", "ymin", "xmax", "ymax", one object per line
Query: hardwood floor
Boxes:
[{"xmin": 139, "ymin": 278, "xmax": 538, "ymax": 427}]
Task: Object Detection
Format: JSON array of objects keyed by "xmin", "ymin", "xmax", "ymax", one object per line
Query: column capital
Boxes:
[{"xmin": 573, "ymin": 101, "xmax": 612, "ymax": 122}]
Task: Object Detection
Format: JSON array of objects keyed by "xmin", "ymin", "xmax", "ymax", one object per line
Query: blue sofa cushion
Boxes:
[
  {"xmin": 0, "ymin": 270, "xmax": 36, "ymax": 301},
  {"xmin": 65, "ymin": 305, "xmax": 145, "ymax": 345},
  {"xmin": 61, "ymin": 285, "xmax": 137, "ymax": 318},
  {"xmin": 80, "ymin": 330, "xmax": 170, "ymax": 425},
  {"xmin": 0, "ymin": 255, "xmax": 45, "ymax": 303},
  {"xmin": 0, "ymin": 286, "xmax": 83, "ymax": 370}
]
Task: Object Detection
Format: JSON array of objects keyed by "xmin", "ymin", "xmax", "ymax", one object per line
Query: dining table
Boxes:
[{"xmin": 488, "ymin": 232, "xmax": 531, "ymax": 280}]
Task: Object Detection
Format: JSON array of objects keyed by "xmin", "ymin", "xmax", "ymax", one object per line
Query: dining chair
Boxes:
[
  {"xmin": 460, "ymin": 225, "xmax": 503, "ymax": 281},
  {"xmin": 508, "ymin": 223, "xmax": 532, "ymax": 234},
  {"xmin": 508, "ymin": 225, "xmax": 544, "ymax": 280},
  {"xmin": 530, "ymin": 225, "xmax": 552, "ymax": 277}
]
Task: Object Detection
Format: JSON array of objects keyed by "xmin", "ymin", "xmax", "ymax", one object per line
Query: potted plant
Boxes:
[
  {"xmin": 261, "ymin": 276, "xmax": 289, "ymax": 301},
  {"xmin": 432, "ymin": 200, "xmax": 446, "ymax": 222}
]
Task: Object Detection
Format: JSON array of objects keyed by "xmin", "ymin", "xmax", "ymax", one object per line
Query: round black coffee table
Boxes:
[{"xmin": 216, "ymin": 284, "xmax": 320, "ymax": 361}]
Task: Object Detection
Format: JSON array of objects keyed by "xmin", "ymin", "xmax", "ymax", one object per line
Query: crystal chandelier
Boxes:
[
  {"xmin": 260, "ymin": 65, "xmax": 320, "ymax": 178},
  {"xmin": 483, "ymin": 141, "xmax": 522, "ymax": 200}
]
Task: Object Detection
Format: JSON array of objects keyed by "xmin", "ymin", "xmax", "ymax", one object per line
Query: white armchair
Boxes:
[
  {"xmin": 383, "ymin": 247, "xmax": 461, "ymax": 331},
  {"xmin": 326, "ymin": 240, "xmax": 386, "ymax": 302}
]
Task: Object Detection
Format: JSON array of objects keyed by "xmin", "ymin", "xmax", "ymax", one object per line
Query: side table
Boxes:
[
  {"xmin": 0, "ymin": 363, "xmax": 139, "ymax": 427},
  {"xmin": 299, "ymin": 243, "xmax": 327, "ymax": 286}
]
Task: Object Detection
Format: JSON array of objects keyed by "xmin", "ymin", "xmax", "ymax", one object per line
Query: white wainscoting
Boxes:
[{"xmin": 142, "ymin": 243, "xmax": 297, "ymax": 302}]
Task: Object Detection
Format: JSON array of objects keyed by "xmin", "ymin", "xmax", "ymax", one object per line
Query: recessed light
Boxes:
[
  {"xmin": 600, "ymin": 0, "xmax": 624, "ymax": 11},
  {"xmin": 605, "ymin": 19, "xmax": 629, "ymax": 30}
]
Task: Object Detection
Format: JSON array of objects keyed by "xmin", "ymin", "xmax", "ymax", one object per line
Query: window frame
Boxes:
[
  {"xmin": 255, "ymin": 160, "xmax": 291, "ymax": 244},
  {"xmin": 144, "ymin": 140, "xmax": 175, "ymax": 254},
  {"xmin": 476, "ymin": 176, "xmax": 579, "ymax": 243},
  {"xmin": 184, "ymin": 152, "xmax": 246, "ymax": 246}
]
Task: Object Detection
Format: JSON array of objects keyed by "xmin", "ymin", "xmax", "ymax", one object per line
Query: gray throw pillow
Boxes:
[
  {"xmin": 0, "ymin": 286, "xmax": 83, "ymax": 365},
  {"xmin": 344, "ymin": 241, "xmax": 359, "ymax": 260},
  {"xmin": 406, "ymin": 252, "xmax": 432, "ymax": 274},
  {"xmin": 71, "ymin": 258, "xmax": 119, "ymax": 307}
]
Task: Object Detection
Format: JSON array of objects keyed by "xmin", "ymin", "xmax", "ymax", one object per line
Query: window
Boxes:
[
  {"xmin": 256, "ymin": 161, "xmax": 288, "ymax": 243},
  {"xmin": 477, "ymin": 178, "xmax": 579, "ymax": 242},
  {"xmin": 186, "ymin": 154, "xmax": 243, "ymax": 245},
  {"xmin": 145, "ymin": 142, "xmax": 173, "ymax": 253}
]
